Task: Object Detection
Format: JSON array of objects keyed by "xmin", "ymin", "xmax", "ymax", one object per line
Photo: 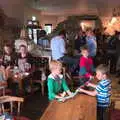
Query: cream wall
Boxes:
[
  {"xmin": 24, "ymin": 6, "xmax": 59, "ymax": 29},
  {"xmin": 1, "ymin": 0, "xmax": 119, "ymax": 35},
  {"xmin": 40, "ymin": 15, "xmax": 58, "ymax": 29},
  {"xmin": 0, "ymin": 0, "xmax": 24, "ymax": 24},
  {"xmin": 24, "ymin": 6, "xmax": 41, "ymax": 25}
]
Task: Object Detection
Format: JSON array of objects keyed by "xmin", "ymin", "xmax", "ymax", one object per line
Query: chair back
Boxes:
[{"xmin": 0, "ymin": 96, "xmax": 24, "ymax": 116}]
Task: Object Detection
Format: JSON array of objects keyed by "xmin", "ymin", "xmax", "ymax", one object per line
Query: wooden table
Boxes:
[{"xmin": 40, "ymin": 94, "xmax": 96, "ymax": 120}]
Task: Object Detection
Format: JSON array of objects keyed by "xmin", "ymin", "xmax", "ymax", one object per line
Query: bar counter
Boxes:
[{"xmin": 40, "ymin": 94, "xmax": 96, "ymax": 120}]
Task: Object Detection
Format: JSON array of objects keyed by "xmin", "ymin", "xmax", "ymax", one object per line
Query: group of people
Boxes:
[
  {"xmin": 48, "ymin": 29, "xmax": 111, "ymax": 120},
  {"xmin": 0, "ymin": 28, "xmax": 113, "ymax": 120},
  {"xmin": 0, "ymin": 44, "xmax": 34, "ymax": 96}
]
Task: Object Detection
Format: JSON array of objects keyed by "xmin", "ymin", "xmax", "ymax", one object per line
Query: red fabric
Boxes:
[{"xmin": 79, "ymin": 56, "xmax": 93, "ymax": 78}]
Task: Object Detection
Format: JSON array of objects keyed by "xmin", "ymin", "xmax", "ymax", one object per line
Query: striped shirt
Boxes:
[{"xmin": 96, "ymin": 79, "xmax": 111, "ymax": 107}]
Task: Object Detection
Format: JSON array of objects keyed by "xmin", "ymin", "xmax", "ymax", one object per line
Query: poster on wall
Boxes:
[{"xmin": 80, "ymin": 20, "xmax": 95, "ymax": 31}]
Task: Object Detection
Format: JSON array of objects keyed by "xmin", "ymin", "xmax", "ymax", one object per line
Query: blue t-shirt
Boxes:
[
  {"xmin": 96, "ymin": 79, "xmax": 111, "ymax": 107},
  {"xmin": 51, "ymin": 36, "xmax": 66, "ymax": 60},
  {"xmin": 86, "ymin": 36, "xmax": 97, "ymax": 57}
]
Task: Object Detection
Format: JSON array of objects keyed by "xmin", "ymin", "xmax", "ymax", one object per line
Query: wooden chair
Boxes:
[
  {"xmin": 62, "ymin": 66, "xmax": 73, "ymax": 87},
  {"xmin": 0, "ymin": 96, "xmax": 31, "ymax": 120},
  {"xmin": 31, "ymin": 56, "xmax": 50, "ymax": 96},
  {"xmin": 31, "ymin": 69, "xmax": 46, "ymax": 96},
  {"xmin": 32, "ymin": 80, "xmax": 45, "ymax": 96},
  {"xmin": 0, "ymin": 82, "xmax": 11, "ymax": 96}
]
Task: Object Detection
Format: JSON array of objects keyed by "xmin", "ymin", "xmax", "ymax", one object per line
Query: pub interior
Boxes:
[{"xmin": 0, "ymin": 0, "xmax": 120, "ymax": 120}]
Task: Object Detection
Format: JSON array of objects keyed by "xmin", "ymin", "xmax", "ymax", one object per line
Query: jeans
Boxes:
[{"xmin": 97, "ymin": 106, "xmax": 108, "ymax": 120}]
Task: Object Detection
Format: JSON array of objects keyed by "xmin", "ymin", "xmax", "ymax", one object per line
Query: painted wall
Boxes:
[
  {"xmin": 0, "ymin": 0, "xmax": 24, "ymax": 24},
  {"xmin": 24, "ymin": 6, "xmax": 59, "ymax": 29},
  {"xmin": 40, "ymin": 15, "xmax": 58, "ymax": 29},
  {"xmin": 24, "ymin": 6, "xmax": 41, "ymax": 25}
]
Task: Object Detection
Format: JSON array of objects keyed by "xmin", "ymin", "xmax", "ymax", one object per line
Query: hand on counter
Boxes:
[{"xmin": 58, "ymin": 92, "xmax": 76, "ymax": 102}]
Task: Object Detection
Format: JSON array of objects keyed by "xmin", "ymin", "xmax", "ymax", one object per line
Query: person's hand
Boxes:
[
  {"xmin": 78, "ymin": 87, "xmax": 85, "ymax": 93},
  {"xmin": 60, "ymin": 92, "xmax": 66, "ymax": 97},
  {"xmin": 76, "ymin": 88, "xmax": 80, "ymax": 93},
  {"xmin": 76, "ymin": 87, "xmax": 83, "ymax": 93},
  {"xmin": 89, "ymin": 76, "xmax": 94, "ymax": 80},
  {"xmin": 6, "ymin": 66, "xmax": 11, "ymax": 70},
  {"xmin": 85, "ymin": 81, "xmax": 90, "ymax": 86},
  {"xmin": 58, "ymin": 97, "xmax": 66, "ymax": 102},
  {"xmin": 0, "ymin": 65, "xmax": 5, "ymax": 70}
]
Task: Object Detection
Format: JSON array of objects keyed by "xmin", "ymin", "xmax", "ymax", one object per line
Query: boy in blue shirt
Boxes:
[{"xmin": 77, "ymin": 64, "xmax": 111, "ymax": 120}]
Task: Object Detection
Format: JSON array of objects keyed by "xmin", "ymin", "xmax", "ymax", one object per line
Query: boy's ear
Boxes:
[{"xmin": 103, "ymin": 74, "xmax": 107, "ymax": 79}]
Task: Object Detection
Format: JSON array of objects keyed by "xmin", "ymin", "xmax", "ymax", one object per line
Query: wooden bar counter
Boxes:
[{"xmin": 40, "ymin": 94, "xmax": 96, "ymax": 120}]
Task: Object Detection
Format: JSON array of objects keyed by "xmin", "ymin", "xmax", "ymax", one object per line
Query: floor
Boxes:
[
  {"xmin": 20, "ymin": 75, "xmax": 120, "ymax": 120},
  {"xmin": 21, "ymin": 91, "xmax": 49, "ymax": 120}
]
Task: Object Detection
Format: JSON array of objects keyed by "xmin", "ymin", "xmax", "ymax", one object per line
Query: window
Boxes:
[{"xmin": 44, "ymin": 24, "xmax": 52, "ymax": 34}]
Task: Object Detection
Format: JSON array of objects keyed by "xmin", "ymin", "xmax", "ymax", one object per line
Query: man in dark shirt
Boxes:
[
  {"xmin": 115, "ymin": 32, "xmax": 120, "ymax": 77},
  {"xmin": 74, "ymin": 31, "xmax": 86, "ymax": 55}
]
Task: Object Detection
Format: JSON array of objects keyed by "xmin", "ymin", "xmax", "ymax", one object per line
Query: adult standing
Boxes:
[
  {"xmin": 115, "ymin": 32, "xmax": 120, "ymax": 76},
  {"xmin": 86, "ymin": 29, "xmax": 97, "ymax": 58},
  {"xmin": 74, "ymin": 30, "xmax": 86, "ymax": 55},
  {"xmin": 51, "ymin": 30, "xmax": 78, "ymax": 73}
]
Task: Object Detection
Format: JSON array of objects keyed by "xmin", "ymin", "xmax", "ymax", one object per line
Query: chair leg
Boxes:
[{"xmin": 41, "ymin": 81, "xmax": 44, "ymax": 96}]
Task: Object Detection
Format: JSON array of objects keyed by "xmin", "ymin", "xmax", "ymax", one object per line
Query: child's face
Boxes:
[
  {"xmin": 96, "ymin": 71, "xmax": 105, "ymax": 80},
  {"xmin": 81, "ymin": 50, "xmax": 89, "ymax": 57},
  {"xmin": 52, "ymin": 66, "xmax": 62, "ymax": 75}
]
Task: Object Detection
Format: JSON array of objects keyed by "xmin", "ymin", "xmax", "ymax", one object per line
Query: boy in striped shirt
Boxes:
[{"xmin": 78, "ymin": 64, "xmax": 111, "ymax": 120}]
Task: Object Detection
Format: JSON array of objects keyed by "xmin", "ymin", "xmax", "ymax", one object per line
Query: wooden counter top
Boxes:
[{"xmin": 40, "ymin": 94, "xmax": 96, "ymax": 120}]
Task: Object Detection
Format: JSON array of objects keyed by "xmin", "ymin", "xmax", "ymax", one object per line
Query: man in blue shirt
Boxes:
[
  {"xmin": 86, "ymin": 29, "xmax": 97, "ymax": 57},
  {"xmin": 77, "ymin": 64, "xmax": 111, "ymax": 120},
  {"xmin": 51, "ymin": 31, "xmax": 66, "ymax": 60},
  {"xmin": 51, "ymin": 30, "xmax": 78, "ymax": 73}
]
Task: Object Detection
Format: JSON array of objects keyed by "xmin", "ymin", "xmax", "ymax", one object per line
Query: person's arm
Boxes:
[
  {"xmin": 0, "ymin": 66, "xmax": 7, "ymax": 80},
  {"xmin": 79, "ymin": 88, "xmax": 98, "ymax": 96},
  {"xmin": 62, "ymin": 78, "xmax": 72, "ymax": 96},
  {"xmin": 66, "ymin": 90, "xmax": 72, "ymax": 96},
  {"xmin": 87, "ymin": 82, "xmax": 97, "ymax": 88},
  {"xmin": 59, "ymin": 38, "xmax": 66, "ymax": 54}
]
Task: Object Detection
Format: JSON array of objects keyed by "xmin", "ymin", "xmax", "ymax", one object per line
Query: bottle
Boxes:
[
  {"xmin": 14, "ymin": 66, "xmax": 20, "ymax": 78},
  {"xmin": 41, "ymin": 70, "xmax": 46, "ymax": 81}
]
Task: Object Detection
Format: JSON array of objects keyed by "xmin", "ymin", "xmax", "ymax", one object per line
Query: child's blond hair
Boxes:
[
  {"xmin": 96, "ymin": 64, "xmax": 109, "ymax": 75},
  {"xmin": 49, "ymin": 60, "xmax": 62, "ymax": 72}
]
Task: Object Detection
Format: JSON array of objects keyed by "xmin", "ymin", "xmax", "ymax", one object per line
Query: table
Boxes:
[{"xmin": 40, "ymin": 94, "xmax": 96, "ymax": 120}]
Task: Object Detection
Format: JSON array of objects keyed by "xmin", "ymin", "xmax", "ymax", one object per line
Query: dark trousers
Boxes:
[
  {"xmin": 58, "ymin": 55, "xmax": 79, "ymax": 73},
  {"xmin": 97, "ymin": 106, "xmax": 108, "ymax": 120},
  {"xmin": 11, "ymin": 82, "xmax": 19, "ymax": 96}
]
